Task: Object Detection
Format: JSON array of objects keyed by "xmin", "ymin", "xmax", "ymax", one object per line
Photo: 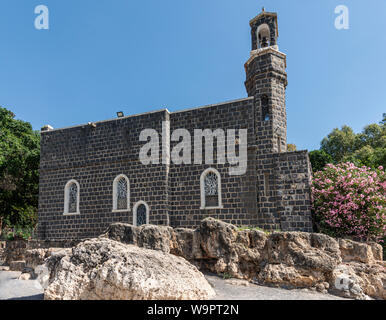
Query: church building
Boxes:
[{"xmin": 38, "ymin": 10, "xmax": 313, "ymax": 240}]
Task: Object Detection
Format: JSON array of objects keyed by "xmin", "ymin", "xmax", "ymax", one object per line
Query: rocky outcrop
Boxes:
[
  {"xmin": 330, "ymin": 264, "xmax": 366, "ymax": 300},
  {"xmin": 104, "ymin": 223, "xmax": 176, "ymax": 254},
  {"xmin": 9, "ymin": 260, "xmax": 26, "ymax": 272},
  {"xmin": 103, "ymin": 218, "xmax": 385, "ymax": 300},
  {"xmin": 3, "ymin": 240, "xmax": 27, "ymax": 266},
  {"xmin": 40, "ymin": 238, "xmax": 215, "ymax": 300},
  {"xmin": 326, "ymin": 239, "xmax": 385, "ymax": 300},
  {"xmin": 103, "ymin": 219, "xmax": 343, "ymax": 286},
  {"xmin": 25, "ymin": 248, "xmax": 71, "ymax": 279},
  {"xmin": 257, "ymin": 232, "xmax": 341, "ymax": 289},
  {"xmin": 349, "ymin": 262, "xmax": 385, "ymax": 300},
  {"xmin": 2, "ymin": 239, "xmax": 79, "ymax": 270},
  {"xmin": 25, "ymin": 248, "xmax": 68, "ymax": 270},
  {"xmin": 103, "ymin": 218, "xmax": 268, "ymax": 279},
  {"xmin": 18, "ymin": 273, "xmax": 32, "ymax": 280},
  {"xmin": 338, "ymin": 239, "xmax": 382, "ymax": 264}
]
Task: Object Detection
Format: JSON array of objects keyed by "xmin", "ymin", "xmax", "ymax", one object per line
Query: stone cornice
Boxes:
[{"xmin": 244, "ymin": 47, "xmax": 287, "ymax": 69}]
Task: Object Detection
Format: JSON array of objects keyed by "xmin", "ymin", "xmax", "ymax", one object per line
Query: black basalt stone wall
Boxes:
[
  {"xmin": 168, "ymin": 98, "xmax": 259, "ymax": 228},
  {"xmin": 38, "ymin": 97, "xmax": 313, "ymax": 239},
  {"xmin": 276, "ymin": 151, "xmax": 313, "ymax": 232},
  {"xmin": 38, "ymin": 110, "xmax": 170, "ymax": 240},
  {"xmin": 254, "ymin": 150, "xmax": 313, "ymax": 232}
]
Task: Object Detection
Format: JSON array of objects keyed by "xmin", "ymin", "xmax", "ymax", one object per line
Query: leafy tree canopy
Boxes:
[
  {"xmin": 310, "ymin": 115, "xmax": 386, "ymax": 172},
  {"xmin": 309, "ymin": 150, "xmax": 333, "ymax": 173},
  {"xmin": 0, "ymin": 106, "xmax": 40, "ymax": 230}
]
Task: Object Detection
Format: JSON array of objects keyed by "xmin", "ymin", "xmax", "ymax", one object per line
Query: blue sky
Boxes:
[{"xmin": 0, "ymin": 0, "xmax": 385, "ymax": 151}]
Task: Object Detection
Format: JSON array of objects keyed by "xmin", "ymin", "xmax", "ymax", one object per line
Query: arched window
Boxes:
[
  {"xmin": 112, "ymin": 174, "xmax": 130, "ymax": 212},
  {"xmin": 64, "ymin": 179, "xmax": 80, "ymax": 215},
  {"xmin": 257, "ymin": 23, "xmax": 270, "ymax": 48},
  {"xmin": 200, "ymin": 168, "xmax": 223, "ymax": 209},
  {"xmin": 133, "ymin": 201, "xmax": 149, "ymax": 226}
]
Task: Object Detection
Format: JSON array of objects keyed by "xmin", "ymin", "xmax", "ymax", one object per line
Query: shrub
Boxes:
[
  {"xmin": 222, "ymin": 273, "xmax": 232, "ymax": 280},
  {"xmin": 5, "ymin": 226, "xmax": 33, "ymax": 241},
  {"xmin": 312, "ymin": 162, "xmax": 386, "ymax": 242}
]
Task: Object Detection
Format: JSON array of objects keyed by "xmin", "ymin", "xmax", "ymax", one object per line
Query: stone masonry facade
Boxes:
[{"xmin": 37, "ymin": 10, "xmax": 313, "ymax": 240}]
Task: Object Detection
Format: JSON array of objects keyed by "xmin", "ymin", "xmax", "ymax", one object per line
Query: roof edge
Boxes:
[
  {"xmin": 249, "ymin": 11, "xmax": 277, "ymax": 26},
  {"xmin": 41, "ymin": 97, "xmax": 255, "ymax": 134}
]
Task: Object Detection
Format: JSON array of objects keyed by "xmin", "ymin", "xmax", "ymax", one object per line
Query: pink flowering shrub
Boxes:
[{"xmin": 312, "ymin": 162, "xmax": 386, "ymax": 242}]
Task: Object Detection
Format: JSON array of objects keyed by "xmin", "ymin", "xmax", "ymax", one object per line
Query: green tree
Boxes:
[
  {"xmin": 309, "ymin": 150, "xmax": 333, "ymax": 172},
  {"xmin": 356, "ymin": 123, "xmax": 385, "ymax": 149},
  {"xmin": 310, "ymin": 115, "xmax": 386, "ymax": 172},
  {"xmin": 0, "ymin": 107, "xmax": 40, "ymax": 233},
  {"xmin": 320, "ymin": 125, "xmax": 357, "ymax": 163}
]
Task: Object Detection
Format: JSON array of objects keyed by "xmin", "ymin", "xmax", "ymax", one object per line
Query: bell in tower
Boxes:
[
  {"xmin": 250, "ymin": 9, "xmax": 279, "ymax": 51},
  {"xmin": 257, "ymin": 23, "xmax": 270, "ymax": 48}
]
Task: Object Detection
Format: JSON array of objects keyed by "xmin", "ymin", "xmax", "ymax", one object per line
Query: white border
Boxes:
[
  {"xmin": 112, "ymin": 174, "xmax": 130, "ymax": 212},
  {"xmin": 63, "ymin": 179, "xmax": 80, "ymax": 215},
  {"xmin": 133, "ymin": 201, "xmax": 150, "ymax": 226},
  {"xmin": 200, "ymin": 168, "xmax": 223, "ymax": 210}
]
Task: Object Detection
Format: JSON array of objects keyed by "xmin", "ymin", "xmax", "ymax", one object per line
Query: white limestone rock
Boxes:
[
  {"xmin": 18, "ymin": 273, "xmax": 31, "ymax": 280},
  {"xmin": 42, "ymin": 238, "xmax": 215, "ymax": 300}
]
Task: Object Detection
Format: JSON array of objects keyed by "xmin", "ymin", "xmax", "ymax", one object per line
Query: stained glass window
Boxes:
[
  {"xmin": 204, "ymin": 172, "xmax": 219, "ymax": 207},
  {"xmin": 136, "ymin": 204, "xmax": 147, "ymax": 226},
  {"xmin": 68, "ymin": 183, "xmax": 78, "ymax": 213},
  {"xmin": 117, "ymin": 177, "xmax": 128, "ymax": 210},
  {"xmin": 113, "ymin": 175, "xmax": 129, "ymax": 211}
]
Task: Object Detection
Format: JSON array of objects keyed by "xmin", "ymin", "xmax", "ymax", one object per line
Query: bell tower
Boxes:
[{"xmin": 245, "ymin": 9, "xmax": 287, "ymax": 154}]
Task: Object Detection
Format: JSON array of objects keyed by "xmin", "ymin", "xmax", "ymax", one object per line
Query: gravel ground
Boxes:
[
  {"xmin": 0, "ymin": 271, "xmax": 44, "ymax": 300},
  {"xmin": 205, "ymin": 274, "xmax": 349, "ymax": 300},
  {"xmin": 0, "ymin": 270, "xmax": 348, "ymax": 300}
]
